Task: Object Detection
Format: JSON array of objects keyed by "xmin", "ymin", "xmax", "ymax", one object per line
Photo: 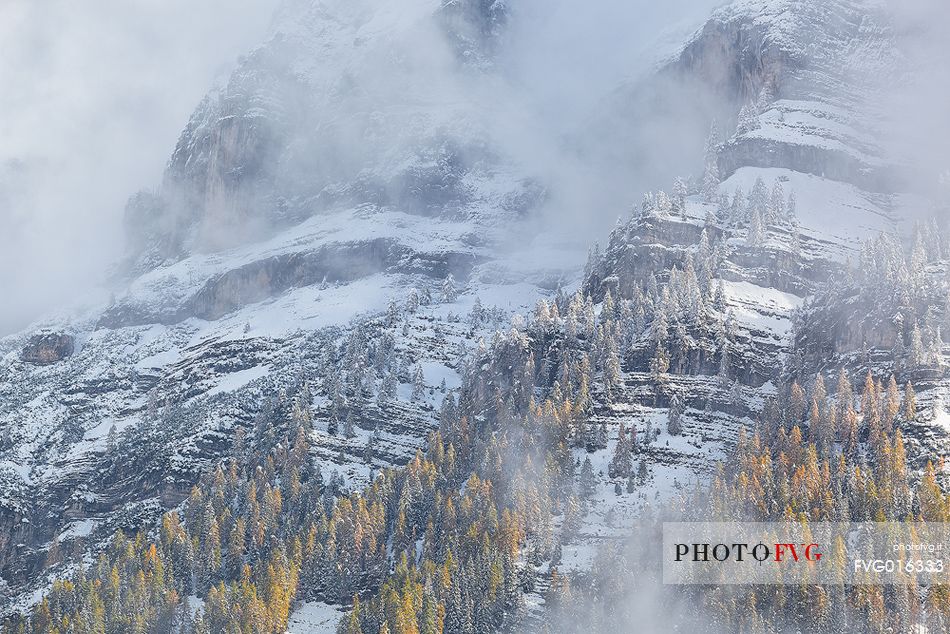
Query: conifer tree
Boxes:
[
  {"xmin": 701, "ymin": 157, "xmax": 719, "ymax": 204},
  {"xmin": 344, "ymin": 410, "xmax": 356, "ymax": 439},
  {"xmin": 339, "ymin": 597, "xmax": 363, "ymax": 634},
  {"xmin": 595, "ymin": 422, "xmax": 608, "ymax": 450},
  {"xmin": 904, "ymin": 382, "xmax": 916, "ymax": 421},
  {"xmin": 765, "ymin": 181, "xmax": 782, "ymax": 225},
  {"xmin": 835, "ymin": 369, "xmax": 853, "ymax": 420},
  {"xmin": 785, "ymin": 381, "xmax": 805, "ymax": 423},
  {"xmin": 411, "ymin": 366, "xmax": 426, "ymax": 401},
  {"xmin": 379, "ymin": 372, "xmax": 398, "ymax": 405},
  {"xmin": 441, "ymin": 273, "xmax": 458, "ymax": 303},
  {"xmin": 562, "ymin": 496, "xmax": 582, "ymax": 541},
  {"xmin": 637, "ymin": 459, "xmax": 648, "ymax": 482},
  {"xmin": 668, "ymin": 394, "xmax": 684, "ymax": 436},
  {"xmin": 737, "ymin": 103, "xmax": 760, "ymax": 134},
  {"xmin": 609, "ymin": 424, "xmax": 632, "ymax": 479},
  {"xmin": 579, "ymin": 457, "xmax": 596, "ymax": 499},
  {"xmin": 910, "ymin": 322, "xmax": 925, "ymax": 368},
  {"xmin": 883, "ymin": 376, "xmax": 900, "ymax": 434},
  {"xmin": 747, "ymin": 209, "xmax": 765, "ymax": 246},
  {"xmin": 717, "ymin": 337, "xmax": 730, "ymax": 386},
  {"xmin": 729, "ymin": 188, "xmax": 745, "ymax": 227},
  {"xmin": 650, "ymin": 343, "xmax": 670, "ymax": 386},
  {"xmin": 785, "ymin": 191, "xmax": 797, "ymax": 222},
  {"xmin": 672, "ymin": 178, "xmax": 688, "ymax": 218}
]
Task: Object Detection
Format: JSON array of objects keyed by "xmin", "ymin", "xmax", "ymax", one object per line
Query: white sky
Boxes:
[{"xmin": 0, "ymin": 0, "xmax": 279, "ymax": 334}]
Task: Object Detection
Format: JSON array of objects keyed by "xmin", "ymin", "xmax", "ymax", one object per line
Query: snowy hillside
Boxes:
[
  {"xmin": 0, "ymin": 0, "xmax": 566, "ymax": 607},
  {"xmin": 2, "ymin": 0, "xmax": 949, "ymax": 632}
]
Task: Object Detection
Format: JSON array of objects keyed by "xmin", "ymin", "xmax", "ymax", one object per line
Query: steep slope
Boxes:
[
  {"xmin": 125, "ymin": 0, "xmax": 525, "ymax": 265},
  {"xmin": 0, "ymin": 0, "xmax": 556, "ymax": 606},
  {"xmin": 1, "ymin": 0, "xmax": 947, "ymax": 628},
  {"xmin": 510, "ymin": 0, "xmax": 948, "ymax": 626}
]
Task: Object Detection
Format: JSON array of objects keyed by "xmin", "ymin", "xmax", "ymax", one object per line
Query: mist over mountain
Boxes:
[
  {"xmin": 1, "ymin": 0, "xmax": 949, "ymax": 632},
  {"xmin": 0, "ymin": 0, "xmax": 280, "ymax": 335}
]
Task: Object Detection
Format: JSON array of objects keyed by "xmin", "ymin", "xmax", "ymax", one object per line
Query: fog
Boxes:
[
  {"xmin": 0, "ymin": 0, "xmax": 730, "ymax": 336},
  {"xmin": 0, "ymin": 0, "xmax": 279, "ymax": 335},
  {"xmin": 881, "ymin": 0, "xmax": 950, "ymax": 201},
  {"xmin": 503, "ymin": 0, "xmax": 721, "ymax": 137},
  {"xmin": 2, "ymin": 0, "xmax": 947, "ymax": 338},
  {"xmin": 2, "ymin": 0, "xmax": 948, "ymax": 628},
  {"xmin": 500, "ymin": 0, "xmax": 725, "ymax": 221}
]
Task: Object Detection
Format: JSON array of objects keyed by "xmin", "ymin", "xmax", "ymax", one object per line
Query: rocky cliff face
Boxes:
[
  {"xmin": 1, "ymin": 0, "xmax": 947, "ymax": 623},
  {"xmin": 0, "ymin": 0, "xmax": 548, "ymax": 608},
  {"xmin": 124, "ymin": 0, "xmax": 526, "ymax": 268},
  {"xmin": 698, "ymin": 0, "xmax": 901, "ymax": 188},
  {"xmin": 20, "ymin": 333, "xmax": 75, "ymax": 366}
]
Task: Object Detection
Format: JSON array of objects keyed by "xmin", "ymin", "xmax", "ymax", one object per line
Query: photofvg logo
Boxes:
[
  {"xmin": 662, "ymin": 522, "xmax": 950, "ymax": 585},
  {"xmin": 674, "ymin": 541, "xmax": 822, "ymax": 564}
]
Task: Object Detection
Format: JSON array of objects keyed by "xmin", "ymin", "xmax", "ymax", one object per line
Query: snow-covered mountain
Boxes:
[
  {"xmin": 0, "ymin": 0, "xmax": 561, "ymax": 602},
  {"xmin": 1, "ymin": 0, "xmax": 948, "ymax": 628}
]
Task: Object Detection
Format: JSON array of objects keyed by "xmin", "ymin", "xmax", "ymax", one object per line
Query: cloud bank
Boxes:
[{"xmin": 0, "ymin": 0, "xmax": 279, "ymax": 334}]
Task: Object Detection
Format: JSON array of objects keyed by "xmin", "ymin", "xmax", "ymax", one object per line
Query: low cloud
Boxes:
[{"xmin": 0, "ymin": 0, "xmax": 279, "ymax": 334}]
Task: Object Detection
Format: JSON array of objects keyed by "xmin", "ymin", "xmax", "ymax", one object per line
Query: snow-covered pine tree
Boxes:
[
  {"xmin": 672, "ymin": 177, "xmax": 688, "ymax": 218},
  {"xmin": 470, "ymin": 296, "xmax": 484, "ymax": 326},
  {"xmin": 596, "ymin": 421, "xmax": 608, "ymax": 450},
  {"xmin": 767, "ymin": 181, "xmax": 784, "ymax": 225},
  {"xmin": 700, "ymin": 121, "xmax": 722, "ymax": 203},
  {"xmin": 386, "ymin": 299, "xmax": 400, "ymax": 325},
  {"xmin": 716, "ymin": 192, "xmax": 731, "ymax": 224},
  {"xmin": 667, "ymin": 393, "xmax": 684, "ymax": 435},
  {"xmin": 785, "ymin": 190, "xmax": 797, "ymax": 222},
  {"xmin": 755, "ymin": 82, "xmax": 775, "ymax": 113},
  {"xmin": 411, "ymin": 365, "xmax": 426, "ymax": 401},
  {"xmin": 736, "ymin": 102, "xmax": 760, "ymax": 134},
  {"xmin": 747, "ymin": 208, "xmax": 765, "ymax": 246},
  {"xmin": 441, "ymin": 273, "xmax": 458, "ymax": 303},
  {"xmin": 650, "ymin": 342, "xmax": 670, "ymax": 386},
  {"xmin": 579, "ymin": 457, "xmax": 596, "ymax": 498},
  {"xmin": 748, "ymin": 177, "xmax": 768, "ymax": 220},
  {"xmin": 656, "ymin": 190, "xmax": 673, "ymax": 216},
  {"xmin": 343, "ymin": 410, "xmax": 356, "ymax": 438},
  {"xmin": 904, "ymin": 382, "xmax": 917, "ymax": 421},
  {"xmin": 609, "ymin": 423, "xmax": 632, "ymax": 479},
  {"xmin": 726, "ymin": 188, "xmax": 745, "ymax": 228},
  {"xmin": 702, "ymin": 158, "xmax": 719, "ymax": 204},
  {"xmin": 406, "ymin": 288, "xmax": 420, "ymax": 313},
  {"xmin": 909, "ymin": 321, "xmax": 925, "ymax": 368}
]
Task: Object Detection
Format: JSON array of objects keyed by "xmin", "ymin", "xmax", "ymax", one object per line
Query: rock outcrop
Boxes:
[{"xmin": 20, "ymin": 333, "xmax": 75, "ymax": 365}]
